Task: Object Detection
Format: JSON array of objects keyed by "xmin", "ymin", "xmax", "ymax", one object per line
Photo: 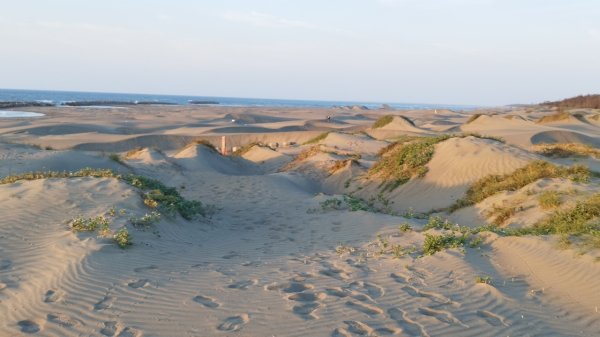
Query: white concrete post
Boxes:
[{"xmin": 221, "ymin": 136, "xmax": 227, "ymax": 155}]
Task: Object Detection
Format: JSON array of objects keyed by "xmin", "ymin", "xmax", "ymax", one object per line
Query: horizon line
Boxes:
[{"xmin": 0, "ymin": 87, "xmax": 485, "ymax": 108}]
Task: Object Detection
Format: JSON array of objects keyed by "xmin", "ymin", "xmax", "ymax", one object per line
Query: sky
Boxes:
[{"xmin": 1, "ymin": 0, "xmax": 599, "ymax": 105}]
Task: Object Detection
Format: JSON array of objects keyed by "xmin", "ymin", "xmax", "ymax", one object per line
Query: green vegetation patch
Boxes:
[
  {"xmin": 534, "ymin": 143, "xmax": 600, "ymax": 159},
  {"xmin": 70, "ymin": 215, "xmax": 110, "ymax": 232},
  {"xmin": 466, "ymin": 114, "xmax": 483, "ymax": 124},
  {"xmin": 489, "ymin": 205, "xmax": 517, "ymax": 226},
  {"xmin": 532, "ymin": 193, "xmax": 600, "ymax": 235},
  {"xmin": 449, "ymin": 161, "xmax": 590, "ymax": 212},
  {"xmin": 475, "ymin": 276, "xmax": 492, "ymax": 284},
  {"xmin": 369, "ymin": 135, "xmax": 451, "ymax": 192},
  {"xmin": 303, "ymin": 132, "xmax": 331, "ymax": 145},
  {"xmin": 459, "ymin": 132, "xmax": 505, "ymax": 143},
  {"xmin": 232, "ymin": 142, "xmax": 260, "ymax": 156},
  {"xmin": 372, "ymin": 115, "xmax": 394, "ymax": 128},
  {"xmin": 114, "ymin": 227, "xmax": 132, "ymax": 248},
  {"xmin": 423, "ymin": 232, "xmax": 468, "ymax": 255},
  {"xmin": 538, "ymin": 191, "xmax": 562, "ymax": 209},
  {"xmin": 190, "ymin": 139, "xmax": 217, "ymax": 151},
  {"xmin": 536, "ymin": 111, "xmax": 577, "ymax": 124},
  {"xmin": 372, "ymin": 115, "xmax": 416, "ymax": 129},
  {"xmin": 108, "ymin": 153, "xmax": 125, "ymax": 165},
  {"xmin": 0, "ymin": 168, "xmax": 209, "ymax": 220}
]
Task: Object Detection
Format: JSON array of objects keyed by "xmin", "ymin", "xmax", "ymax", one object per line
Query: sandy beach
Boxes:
[{"xmin": 1, "ymin": 104, "xmax": 600, "ymax": 337}]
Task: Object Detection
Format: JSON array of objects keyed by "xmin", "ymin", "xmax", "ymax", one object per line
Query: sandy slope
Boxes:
[{"xmin": 1, "ymin": 105, "xmax": 600, "ymax": 336}]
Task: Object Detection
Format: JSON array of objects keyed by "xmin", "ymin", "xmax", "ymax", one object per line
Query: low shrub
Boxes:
[
  {"xmin": 108, "ymin": 153, "xmax": 124, "ymax": 165},
  {"xmin": 303, "ymin": 132, "xmax": 330, "ymax": 145},
  {"xmin": 69, "ymin": 215, "xmax": 110, "ymax": 232},
  {"xmin": 475, "ymin": 276, "xmax": 492, "ymax": 284},
  {"xmin": 320, "ymin": 198, "xmax": 342, "ymax": 211},
  {"xmin": 398, "ymin": 223, "xmax": 413, "ymax": 232},
  {"xmin": 449, "ymin": 161, "xmax": 589, "ymax": 212},
  {"xmin": 538, "ymin": 191, "xmax": 562, "ymax": 209},
  {"xmin": 536, "ymin": 111, "xmax": 572, "ymax": 124},
  {"xmin": 369, "ymin": 135, "xmax": 450, "ymax": 192},
  {"xmin": 114, "ymin": 227, "xmax": 132, "ymax": 248},
  {"xmin": 372, "ymin": 115, "xmax": 394, "ymax": 128},
  {"xmin": 532, "ymin": 193, "xmax": 600, "ymax": 235},
  {"xmin": 534, "ymin": 143, "xmax": 600, "ymax": 159},
  {"xmin": 130, "ymin": 211, "xmax": 161, "ymax": 227},
  {"xmin": 465, "ymin": 114, "xmax": 483, "ymax": 124},
  {"xmin": 423, "ymin": 233, "xmax": 468, "ymax": 255},
  {"xmin": 489, "ymin": 205, "xmax": 517, "ymax": 226}
]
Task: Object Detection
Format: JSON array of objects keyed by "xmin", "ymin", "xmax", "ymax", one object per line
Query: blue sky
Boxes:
[{"xmin": 1, "ymin": 0, "xmax": 599, "ymax": 105}]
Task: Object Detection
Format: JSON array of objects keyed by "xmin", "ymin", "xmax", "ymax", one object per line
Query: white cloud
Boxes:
[{"xmin": 222, "ymin": 11, "xmax": 316, "ymax": 29}]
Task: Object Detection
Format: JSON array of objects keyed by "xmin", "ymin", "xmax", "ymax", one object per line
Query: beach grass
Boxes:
[{"xmin": 448, "ymin": 161, "xmax": 590, "ymax": 212}]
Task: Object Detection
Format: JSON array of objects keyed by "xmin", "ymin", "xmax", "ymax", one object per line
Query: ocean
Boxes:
[{"xmin": 0, "ymin": 88, "xmax": 478, "ymax": 110}]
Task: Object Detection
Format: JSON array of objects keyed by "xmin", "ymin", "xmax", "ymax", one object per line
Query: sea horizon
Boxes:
[{"xmin": 0, "ymin": 88, "xmax": 480, "ymax": 111}]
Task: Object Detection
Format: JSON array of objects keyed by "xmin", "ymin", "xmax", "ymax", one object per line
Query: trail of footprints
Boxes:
[
  {"xmin": 257, "ymin": 259, "xmax": 511, "ymax": 336},
  {"xmin": 13, "ymin": 257, "xmax": 509, "ymax": 335}
]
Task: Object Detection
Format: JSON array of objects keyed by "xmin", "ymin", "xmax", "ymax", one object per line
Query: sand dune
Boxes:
[
  {"xmin": 173, "ymin": 143, "xmax": 249, "ymax": 174},
  {"xmin": 319, "ymin": 132, "xmax": 388, "ymax": 156},
  {"xmin": 531, "ymin": 130, "xmax": 600, "ymax": 147},
  {"xmin": 355, "ymin": 136, "xmax": 537, "ymax": 212},
  {"xmin": 241, "ymin": 145, "xmax": 292, "ymax": 172},
  {"xmin": 366, "ymin": 116, "xmax": 431, "ymax": 139},
  {"xmin": 2, "ymin": 104, "xmax": 600, "ymax": 336}
]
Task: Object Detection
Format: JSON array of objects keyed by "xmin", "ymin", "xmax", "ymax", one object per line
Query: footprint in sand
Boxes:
[
  {"xmin": 388, "ymin": 308, "xmax": 430, "ymax": 337},
  {"xmin": 265, "ymin": 281, "xmax": 314, "ymax": 293},
  {"xmin": 347, "ymin": 281, "xmax": 385, "ymax": 299},
  {"xmin": 345, "ymin": 300, "xmax": 384, "ymax": 316},
  {"xmin": 418, "ymin": 307, "xmax": 469, "ymax": 328},
  {"xmin": 221, "ymin": 252, "xmax": 240, "ymax": 259},
  {"xmin": 350, "ymin": 292, "xmax": 376, "ymax": 304},
  {"xmin": 343, "ymin": 320, "xmax": 374, "ymax": 336},
  {"xmin": 406, "ymin": 266, "xmax": 431, "ymax": 283},
  {"xmin": 227, "ymin": 279, "xmax": 257, "ymax": 290},
  {"xmin": 325, "ymin": 287, "xmax": 350, "ymax": 298},
  {"xmin": 283, "ymin": 281, "xmax": 314, "ymax": 293},
  {"xmin": 217, "ymin": 314, "xmax": 250, "ymax": 332},
  {"xmin": 390, "ymin": 272, "xmax": 409, "ymax": 284},
  {"xmin": 293, "ymin": 302, "xmax": 321, "ymax": 320},
  {"xmin": 18, "ymin": 320, "xmax": 42, "ymax": 334},
  {"xmin": 319, "ymin": 263, "xmax": 351, "ymax": 280},
  {"xmin": 117, "ymin": 326, "xmax": 144, "ymax": 337},
  {"xmin": 332, "ymin": 327, "xmax": 352, "ymax": 337},
  {"xmin": 0, "ymin": 259, "xmax": 12, "ymax": 271},
  {"xmin": 47, "ymin": 313, "xmax": 83, "ymax": 328},
  {"xmin": 44, "ymin": 289, "xmax": 64, "ymax": 303},
  {"xmin": 477, "ymin": 310, "xmax": 509, "ymax": 327},
  {"xmin": 133, "ymin": 265, "xmax": 158, "ymax": 273},
  {"xmin": 128, "ymin": 279, "xmax": 151, "ymax": 289},
  {"xmin": 193, "ymin": 295, "xmax": 221, "ymax": 308},
  {"xmin": 94, "ymin": 295, "xmax": 115, "ymax": 310},
  {"xmin": 375, "ymin": 326, "xmax": 402, "ymax": 335},
  {"xmin": 401, "ymin": 285, "xmax": 451, "ymax": 305},
  {"xmin": 100, "ymin": 321, "xmax": 120, "ymax": 336},
  {"xmin": 288, "ymin": 292, "xmax": 327, "ymax": 302}
]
